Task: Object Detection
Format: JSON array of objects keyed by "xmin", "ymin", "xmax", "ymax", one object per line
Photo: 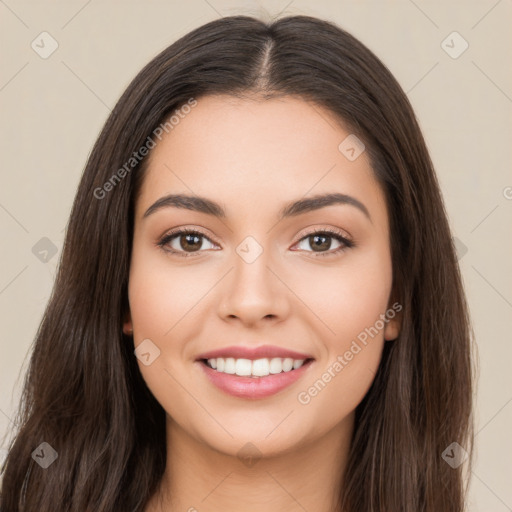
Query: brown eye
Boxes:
[
  {"xmin": 297, "ymin": 232, "xmax": 343, "ymax": 253},
  {"xmin": 178, "ymin": 233, "xmax": 203, "ymax": 252},
  {"xmin": 157, "ymin": 229, "xmax": 217, "ymax": 256},
  {"xmin": 307, "ymin": 234, "xmax": 332, "ymax": 252},
  {"xmin": 294, "ymin": 229, "xmax": 354, "ymax": 257}
]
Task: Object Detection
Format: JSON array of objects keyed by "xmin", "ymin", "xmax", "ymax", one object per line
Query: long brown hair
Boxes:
[{"xmin": 0, "ymin": 14, "xmax": 474, "ymax": 511}]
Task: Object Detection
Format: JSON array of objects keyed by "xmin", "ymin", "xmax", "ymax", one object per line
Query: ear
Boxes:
[
  {"xmin": 122, "ymin": 310, "xmax": 133, "ymax": 336},
  {"xmin": 384, "ymin": 315, "xmax": 400, "ymax": 341},
  {"xmin": 383, "ymin": 299, "xmax": 403, "ymax": 341}
]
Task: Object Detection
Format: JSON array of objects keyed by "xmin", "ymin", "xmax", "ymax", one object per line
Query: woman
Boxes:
[{"xmin": 0, "ymin": 14, "xmax": 474, "ymax": 512}]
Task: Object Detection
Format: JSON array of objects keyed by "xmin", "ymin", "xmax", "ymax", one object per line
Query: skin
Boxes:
[{"xmin": 123, "ymin": 94, "xmax": 401, "ymax": 512}]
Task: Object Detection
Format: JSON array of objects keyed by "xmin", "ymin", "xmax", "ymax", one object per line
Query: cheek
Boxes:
[
  {"xmin": 295, "ymin": 264, "xmax": 391, "ymax": 420},
  {"xmin": 126, "ymin": 251, "xmax": 202, "ymax": 421},
  {"xmin": 291, "ymin": 247, "xmax": 392, "ymax": 408},
  {"xmin": 128, "ymin": 273, "xmax": 174, "ymax": 339},
  {"xmin": 293, "ymin": 248, "xmax": 393, "ymax": 349},
  {"xmin": 127, "ymin": 246, "xmax": 209, "ymax": 339}
]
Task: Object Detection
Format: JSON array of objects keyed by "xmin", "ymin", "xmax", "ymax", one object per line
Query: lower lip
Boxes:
[{"xmin": 197, "ymin": 359, "xmax": 314, "ymax": 399}]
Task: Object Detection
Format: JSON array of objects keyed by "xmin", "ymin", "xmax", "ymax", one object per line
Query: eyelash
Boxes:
[{"xmin": 156, "ymin": 227, "xmax": 354, "ymax": 258}]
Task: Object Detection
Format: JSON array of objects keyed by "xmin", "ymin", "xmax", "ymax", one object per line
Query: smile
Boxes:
[
  {"xmin": 197, "ymin": 357, "xmax": 315, "ymax": 399},
  {"xmin": 204, "ymin": 356, "xmax": 308, "ymax": 377}
]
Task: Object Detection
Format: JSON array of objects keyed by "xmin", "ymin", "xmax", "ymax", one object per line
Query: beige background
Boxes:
[{"xmin": 1, "ymin": 0, "xmax": 511, "ymax": 509}]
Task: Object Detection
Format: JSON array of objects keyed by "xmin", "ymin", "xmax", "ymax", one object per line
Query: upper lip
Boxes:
[{"xmin": 196, "ymin": 345, "xmax": 314, "ymax": 361}]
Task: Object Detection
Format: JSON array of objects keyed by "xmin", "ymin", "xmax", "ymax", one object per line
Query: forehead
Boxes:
[{"xmin": 136, "ymin": 94, "xmax": 387, "ymax": 224}]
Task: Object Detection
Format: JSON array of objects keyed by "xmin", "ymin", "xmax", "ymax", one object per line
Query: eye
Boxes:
[
  {"xmin": 293, "ymin": 228, "xmax": 354, "ymax": 257},
  {"xmin": 156, "ymin": 227, "xmax": 354, "ymax": 258},
  {"xmin": 157, "ymin": 229, "xmax": 218, "ymax": 257}
]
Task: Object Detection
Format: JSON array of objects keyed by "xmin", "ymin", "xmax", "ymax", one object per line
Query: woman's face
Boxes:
[{"xmin": 124, "ymin": 94, "xmax": 400, "ymax": 457}]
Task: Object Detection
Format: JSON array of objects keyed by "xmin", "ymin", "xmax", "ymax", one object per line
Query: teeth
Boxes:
[
  {"xmin": 206, "ymin": 357, "xmax": 307, "ymax": 377},
  {"xmin": 235, "ymin": 358, "xmax": 252, "ymax": 376},
  {"xmin": 224, "ymin": 357, "xmax": 236, "ymax": 374}
]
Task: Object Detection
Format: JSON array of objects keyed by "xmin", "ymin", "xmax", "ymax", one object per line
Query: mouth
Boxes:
[
  {"xmin": 200, "ymin": 356, "xmax": 315, "ymax": 378},
  {"xmin": 196, "ymin": 356, "xmax": 315, "ymax": 399}
]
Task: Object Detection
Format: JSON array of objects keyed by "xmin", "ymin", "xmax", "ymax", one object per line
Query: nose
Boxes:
[{"xmin": 217, "ymin": 247, "xmax": 291, "ymax": 327}]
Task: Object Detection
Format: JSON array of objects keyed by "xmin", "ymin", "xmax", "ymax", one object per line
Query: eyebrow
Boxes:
[{"xmin": 143, "ymin": 192, "xmax": 372, "ymax": 222}]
